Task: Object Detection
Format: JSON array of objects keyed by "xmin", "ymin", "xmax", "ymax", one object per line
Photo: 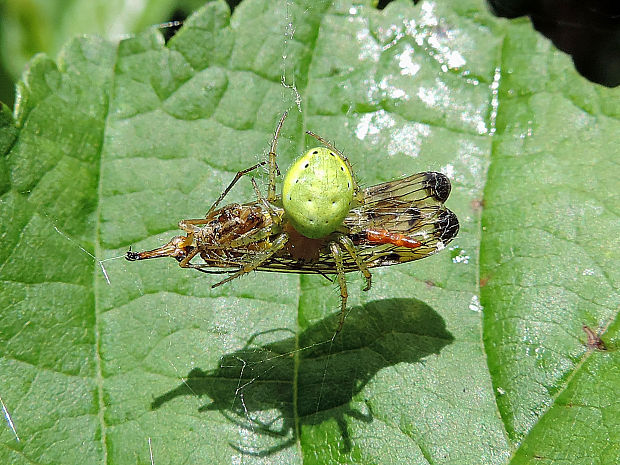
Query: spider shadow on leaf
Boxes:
[{"xmin": 151, "ymin": 298, "xmax": 454, "ymax": 456}]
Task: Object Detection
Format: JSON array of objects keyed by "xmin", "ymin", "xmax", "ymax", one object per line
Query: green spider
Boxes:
[{"xmin": 126, "ymin": 112, "xmax": 459, "ymax": 332}]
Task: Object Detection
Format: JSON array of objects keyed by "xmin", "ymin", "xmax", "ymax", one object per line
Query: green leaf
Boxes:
[{"xmin": 1, "ymin": 1, "xmax": 618, "ymax": 464}]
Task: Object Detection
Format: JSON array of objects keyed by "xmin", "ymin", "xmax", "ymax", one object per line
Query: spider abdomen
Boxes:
[{"xmin": 282, "ymin": 147, "xmax": 354, "ymax": 239}]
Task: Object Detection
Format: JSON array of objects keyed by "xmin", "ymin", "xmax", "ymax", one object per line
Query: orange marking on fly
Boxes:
[{"xmin": 365, "ymin": 229, "xmax": 422, "ymax": 249}]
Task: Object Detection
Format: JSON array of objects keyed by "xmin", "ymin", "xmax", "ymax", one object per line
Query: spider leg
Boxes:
[
  {"xmin": 336, "ymin": 234, "xmax": 372, "ymax": 291},
  {"xmin": 211, "ymin": 233, "xmax": 289, "ymax": 288},
  {"xmin": 251, "ymin": 178, "xmax": 281, "ymax": 225},
  {"xmin": 205, "ymin": 111, "xmax": 288, "ymax": 215},
  {"xmin": 205, "ymin": 162, "xmax": 268, "ymax": 218},
  {"xmin": 329, "ymin": 241, "xmax": 349, "ymax": 334},
  {"xmin": 267, "ymin": 112, "xmax": 288, "ymax": 202}
]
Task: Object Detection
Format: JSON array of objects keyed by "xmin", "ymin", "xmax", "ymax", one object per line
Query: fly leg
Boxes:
[
  {"xmin": 329, "ymin": 241, "xmax": 349, "ymax": 335},
  {"xmin": 336, "ymin": 234, "xmax": 372, "ymax": 291},
  {"xmin": 175, "ymin": 218, "xmax": 211, "ymax": 267},
  {"xmin": 178, "ymin": 217, "xmax": 213, "ymax": 233},
  {"xmin": 178, "ymin": 247, "xmax": 201, "ymax": 268},
  {"xmin": 211, "ymin": 233, "xmax": 290, "ymax": 288}
]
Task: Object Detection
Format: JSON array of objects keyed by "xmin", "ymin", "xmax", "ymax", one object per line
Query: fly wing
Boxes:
[
  {"xmin": 353, "ymin": 206, "xmax": 459, "ymax": 267},
  {"xmin": 343, "ymin": 172, "xmax": 459, "ymax": 267},
  {"xmin": 345, "ymin": 172, "xmax": 451, "ymax": 232},
  {"xmin": 207, "ymin": 172, "xmax": 458, "ymax": 275}
]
